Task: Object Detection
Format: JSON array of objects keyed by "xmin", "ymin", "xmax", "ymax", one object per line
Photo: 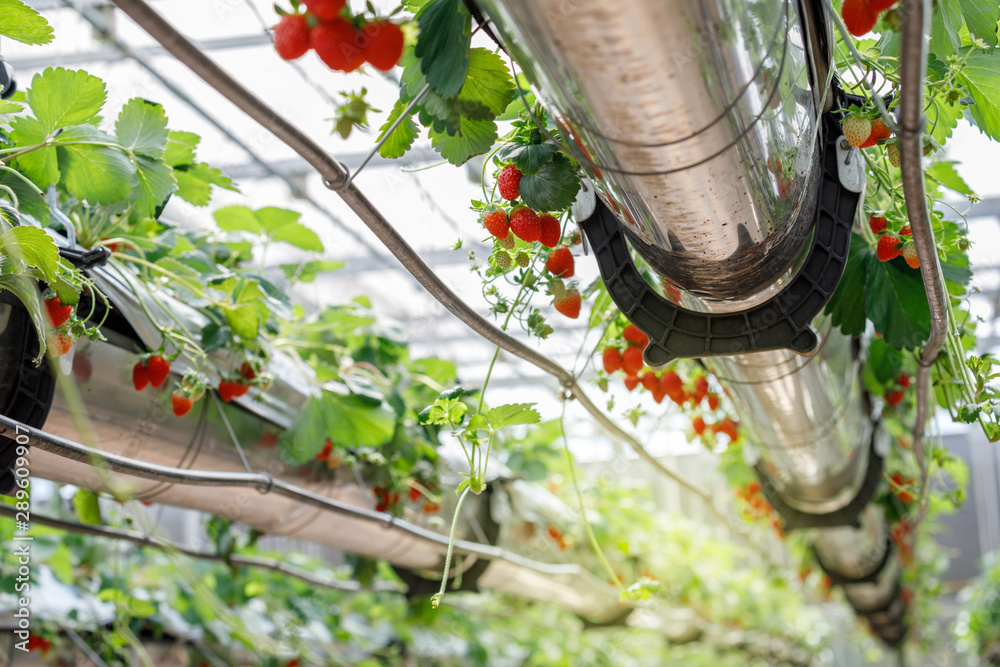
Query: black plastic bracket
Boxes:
[
  {"xmin": 59, "ymin": 246, "xmax": 111, "ymax": 270},
  {"xmin": 756, "ymin": 427, "xmax": 884, "ymax": 531},
  {"xmin": 579, "ymin": 113, "xmax": 860, "ymax": 366}
]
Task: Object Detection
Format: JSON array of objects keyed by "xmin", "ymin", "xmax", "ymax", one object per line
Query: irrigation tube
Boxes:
[
  {"xmin": 0, "ymin": 414, "xmax": 580, "ymax": 576},
  {"xmin": 897, "ymin": 0, "xmax": 948, "ymax": 485},
  {"xmin": 0, "ymin": 503, "xmax": 405, "ymax": 595},
  {"xmin": 106, "ymin": 0, "xmax": 724, "ymax": 510}
]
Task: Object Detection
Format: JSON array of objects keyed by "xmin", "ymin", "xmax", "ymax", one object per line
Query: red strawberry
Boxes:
[
  {"xmin": 233, "ymin": 381, "xmax": 251, "ymax": 397},
  {"xmin": 47, "ymin": 332, "xmax": 73, "ymax": 357},
  {"xmin": 651, "ymin": 389, "xmax": 666, "ymax": 404},
  {"xmin": 481, "ymin": 206, "xmax": 509, "ymax": 239},
  {"xmin": 860, "ymin": 118, "xmax": 892, "ymax": 147},
  {"xmin": 260, "ymin": 432, "xmax": 278, "ymax": 448},
  {"xmin": 660, "ymin": 370, "xmax": 683, "ymax": 397},
  {"xmin": 842, "ymin": 0, "xmax": 877, "ymax": 36},
  {"xmin": 902, "ymin": 243, "xmax": 919, "ymax": 268},
  {"xmin": 408, "ymin": 484, "xmax": 422, "ymax": 502},
  {"xmin": 240, "ymin": 361, "xmax": 257, "ymax": 380},
  {"xmin": 868, "ymin": 214, "xmax": 888, "ymax": 235},
  {"xmin": 876, "ymin": 234, "xmax": 901, "ymax": 261},
  {"xmin": 538, "ymin": 214, "xmax": 561, "ymax": 248},
  {"xmin": 497, "ymin": 164, "xmax": 523, "ymax": 201},
  {"xmin": 509, "ymin": 206, "xmax": 541, "ymax": 242},
  {"xmin": 545, "ymin": 247, "xmax": 574, "ymax": 277},
  {"xmin": 707, "ymin": 393, "xmax": 720, "ymax": 411},
  {"xmin": 622, "ymin": 324, "xmax": 649, "ymax": 348},
  {"xmin": 554, "ymin": 289, "xmax": 581, "ymax": 319},
  {"xmin": 361, "ymin": 21, "xmax": 404, "ymax": 71},
  {"xmin": 218, "ymin": 379, "xmax": 236, "ymax": 402},
  {"xmin": 146, "ymin": 355, "xmax": 170, "ymax": 388},
  {"xmin": 692, "ymin": 416, "xmax": 706, "ymax": 435},
  {"xmin": 312, "ymin": 19, "xmax": 365, "ymax": 72},
  {"xmin": 602, "ymin": 347, "xmax": 623, "ymax": 374},
  {"xmin": 622, "ymin": 346, "xmax": 644, "ymax": 376},
  {"xmin": 623, "ymin": 375, "xmax": 639, "ymax": 391},
  {"xmin": 885, "ymin": 389, "xmax": 904, "ymax": 407},
  {"xmin": 718, "ymin": 417, "xmax": 739, "ymax": 442},
  {"xmin": 133, "ymin": 362, "xmax": 150, "ymax": 391},
  {"xmin": 898, "ymin": 373, "xmax": 911, "ymax": 388},
  {"xmin": 693, "ymin": 376, "xmax": 709, "ymax": 404},
  {"xmin": 273, "ymin": 14, "xmax": 311, "ymax": 61},
  {"xmin": 317, "ymin": 439, "xmax": 333, "ymax": 461},
  {"xmin": 423, "ymin": 501, "xmax": 440, "ymax": 514},
  {"xmin": 44, "ymin": 296, "xmax": 72, "ymax": 328},
  {"xmin": 841, "ymin": 112, "xmax": 873, "ymax": 147},
  {"xmin": 302, "ymin": 0, "xmax": 346, "ymax": 21},
  {"xmin": 869, "ymin": 0, "xmax": 897, "ymax": 11},
  {"xmin": 640, "ymin": 371, "xmax": 659, "ymax": 392},
  {"xmin": 899, "ymin": 224, "xmax": 911, "ymax": 236},
  {"xmin": 171, "ymin": 392, "xmax": 193, "ymax": 417}
]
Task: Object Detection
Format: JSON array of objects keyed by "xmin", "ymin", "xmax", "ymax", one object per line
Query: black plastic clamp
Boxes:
[
  {"xmin": 579, "ymin": 113, "xmax": 860, "ymax": 366},
  {"xmin": 755, "ymin": 427, "xmax": 884, "ymax": 531},
  {"xmin": 59, "ymin": 246, "xmax": 111, "ymax": 270}
]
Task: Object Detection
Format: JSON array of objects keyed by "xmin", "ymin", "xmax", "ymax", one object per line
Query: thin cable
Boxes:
[
  {"xmin": 0, "ymin": 414, "xmax": 578, "ymax": 575},
  {"xmin": 212, "ymin": 392, "xmax": 254, "ymax": 475},
  {"xmin": 64, "ymin": 628, "xmax": 110, "ymax": 667}
]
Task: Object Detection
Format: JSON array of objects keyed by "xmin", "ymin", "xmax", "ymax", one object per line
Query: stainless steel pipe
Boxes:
[{"xmin": 477, "ymin": 0, "xmax": 821, "ymax": 301}]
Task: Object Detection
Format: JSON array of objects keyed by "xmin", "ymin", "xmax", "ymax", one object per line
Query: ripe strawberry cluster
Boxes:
[
  {"xmin": 841, "ymin": 0, "xmax": 897, "ymax": 36},
  {"xmin": 44, "ymin": 295, "xmax": 76, "ymax": 358},
  {"xmin": 133, "ymin": 353, "xmax": 264, "ymax": 417},
  {"xmin": 870, "ymin": 214, "xmax": 919, "ymax": 268},
  {"xmin": 884, "ymin": 371, "xmax": 910, "ymax": 408},
  {"xmin": 273, "ymin": 0, "xmax": 404, "ymax": 73},
  {"xmin": 546, "ymin": 525, "xmax": 569, "ymax": 551},
  {"xmin": 483, "ymin": 164, "xmax": 582, "ymax": 319},
  {"xmin": 841, "ymin": 113, "xmax": 894, "ymax": 150},
  {"xmin": 366, "ymin": 482, "xmax": 439, "ymax": 514},
  {"xmin": 889, "ymin": 471, "xmax": 916, "ymax": 504},
  {"xmin": 735, "ymin": 482, "xmax": 785, "ymax": 539},
  {"xmin": 890, "ymin": 517, "xmax": 914, "ymax": 564}
]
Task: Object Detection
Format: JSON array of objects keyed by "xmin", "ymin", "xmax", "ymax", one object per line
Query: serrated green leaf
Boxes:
[
  {"xmin": 929, "ymin": 98, "xmax": 964, "ymax": 145},
  {"xmin": 0, "ymin": 0, "xmax": 54, "ymax": 45},
  {"xmin": 959, "ymin": 0, "xmax": 999, "ymax": 46},
  {"xmin": 926, "ymin": 161, "xmax": 976, "ymax": 196},
  {"xmin": 519, "ymin": 153, "xmax": 581, "ymax": 212},
  {"xmin": 26, "ymin": 67, "xmax": 105, "ymax": 133},
  {"xmin": 931, "ymin": 0, "xmax": 963, "ymax": 57},
  {"xmin": 415, "ymin": 0, "xmax": 471, "ymax": 98},
  {"xmin": 214, "ymin": 205, "xmax": 262, "ymax": 233},
  {"xmin": 865, "ymin": 252, "xmax": 931, "ymax": 350},
  {"xmin": 174, "ymin": 162, "xmax": 236, "ymax": 206},
  {"xmin": 487, "ymin": 402, "xmax": 540, "ymax": 430},
  {"xmin": 0, "ymin": 172, "xmax": 48, "ymax": 223},
  {"xmin": 72, "ymin": 489, "xmax": 102, "ymax": 525},
  {"xmin": 164, "ymin": 130, "xmax": 200, "ymax": 166},
  {"xmin": 133, "ymin": 155, "xmax": 177, "ymax": 217},
  {"xmin": 466, "ymin": 413, "xmax": 488, "ymax": 433},
  {"xmin": 429, "ymin": 117, "xmax": 497, "ymax": 166},
  {"xmin": 497, "ymin": 141, "xmax": 560, "ymax": 176},
  {"xmin": 0, "ymin": 100, "xmax": 23, "ymax": 113},
  {"xmin": 377, "ymin": 98, "xmax": 420, "ymax": 159},
  {"xmin": 9, "ymin": 115, "xmax": 59, "ymax": 189},
  {"xmin": 957, "ymin": 48, "xmax": 1000, "ymax": 141},
  {"xmin": 256, "ymin": 206, "xmax": 301, "ymax": 232},
  {"xmin": 280, "ymin": 259, "xmax": 345, "ymax": 283},
  {"xmin": 115, "ymin": 98, "xmax": 169, "ymax": 158},
  {"xmin": 457, "ymin": 48, "xmax": 515, "ymax": 118},
  {"xmin": 325, "ymin": 392, "xmax": 396, "ymax": 448},
  {"xmin": 0, "ymin": 274, "xmax": 46, "ymax": 361},
  {"xmin": 0, "ymin": 225, "xmax": 60, "ymax": 281},
  {"xmin": 224, "ymin": 303, "xmax": 259, "ymax": 340},
  {"xmin": 55, "ymin": 126, "xmax": 135, "ymax": 205},
  {"xmin": 825, "ymin": 234, "xmax": 868, "ymax": 337}
]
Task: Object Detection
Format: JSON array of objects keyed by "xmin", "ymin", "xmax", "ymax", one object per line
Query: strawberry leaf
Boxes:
[
  {"xmin": 429, "ymin": 117, "xmax": 497, "ymax": 166},
  {"xmin": 377, "ymin": 98, "xmax": 420, "ymax": 160},
  {"xmin": 26, "ymin": 67, "xmax": 106, "ymax": 134},
  {"xmin": 497, "ymin": 141, "xmax": 560, "ymax": 176},
  {"xmin": 0, "ymin": 0, "xmax": 54, "ymax": 45},
  {"xmin": 864, "ymin": 252, "xmax": 931, "ymax": 350},
  {"xmin": 956, "ymin": 48, "xmax": 1000, "ymax": 142},
  {"xmin": 115, "ymin": 98, "xmax": 169, "ymax": 158},
  {"xmin": 825, "ymin": 234, "xmax": 869, "ymax": 337},
  {"xmin": 457, "ymin": 49, "xmax": 515, "ymax": 118},
  {"xmin": 415, "ymin": 0, "xmax": 471, "ymax": 99},
  {"xmin": 487, "ymin": 403, "xmax": 540, "ymax": 430},
  {"xmin": 72, "ymin": 489, "xmax": 102, "ymax": 525},
  {"xmin": 519, "ymin": 153, "xmax": 581, "ymax": 212},
  {"xmin": 958, "ymin": 0, "xmax": 999, "ymax": 47}
]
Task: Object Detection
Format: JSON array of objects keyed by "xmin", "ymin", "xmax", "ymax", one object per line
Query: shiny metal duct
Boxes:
[
  {"xmin": 478, "ymin": 0, "xmax": 904, "ymax": 643},
  {"xmin": 476, "ymin": 0, "xmax": 820, "ymax": 301}
]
